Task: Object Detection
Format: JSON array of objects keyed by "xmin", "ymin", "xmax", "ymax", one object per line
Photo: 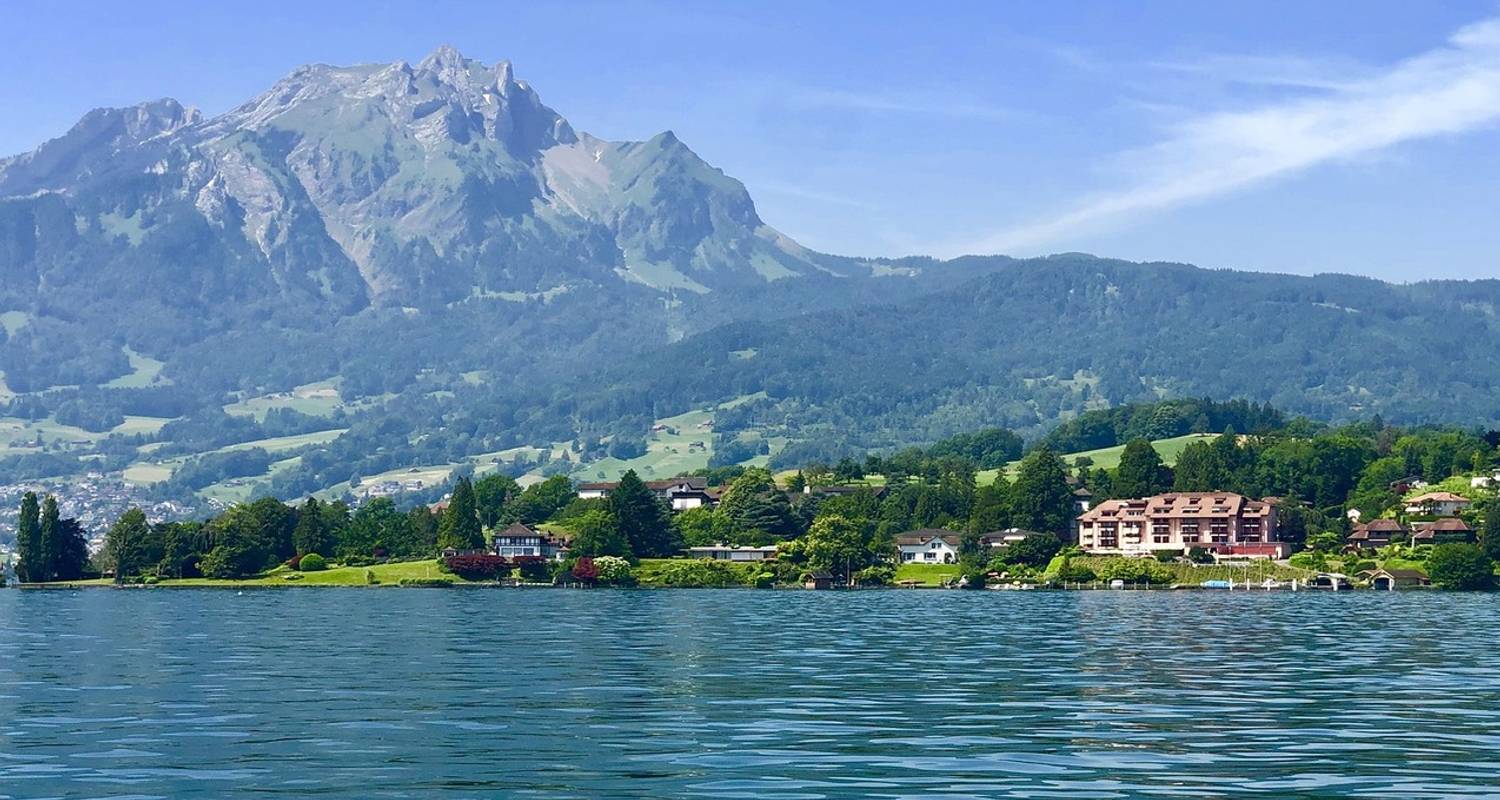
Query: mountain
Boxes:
[
  {"xmin": 5, "ymin": 49, "xmax": 1500, "ymax": 500},
  {"xmin": 3, "ymin": 46, "xmax": 938, "ymax": 400}
]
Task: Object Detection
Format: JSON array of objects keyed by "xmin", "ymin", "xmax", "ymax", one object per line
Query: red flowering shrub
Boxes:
[
  {"xmin": 286, "ymin": 554, "xmax": 303, "ymax": 570},
  {"xmin": 444, "ymin": 554, "xmax": 509, "ymax": 580},
  {"xmin": 572, "ymin": 557, "xmax": 598, "ymax": 584}
]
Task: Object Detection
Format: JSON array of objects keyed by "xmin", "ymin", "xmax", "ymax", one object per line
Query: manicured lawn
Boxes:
[
  {"xmin": 52, "ymin": 560, "xmax": 477, "ymax": 589},
  {"xmin": 893, "ymin": 562, "xmax": 963, "ymax": 587}
]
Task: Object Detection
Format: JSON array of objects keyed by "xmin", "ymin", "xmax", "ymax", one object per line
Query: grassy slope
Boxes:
[{"xmin": 978, "ymin": 433, "xmax": 1216, "ymax": 485}]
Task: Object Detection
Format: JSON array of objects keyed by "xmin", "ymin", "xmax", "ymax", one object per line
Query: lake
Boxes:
[{"xmin": 2, "ymin": 589, "xmax": 1499, "ymax": 798}]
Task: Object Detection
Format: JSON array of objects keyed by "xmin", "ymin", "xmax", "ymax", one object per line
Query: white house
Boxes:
[
  {"xmin": 686, "ymin": 544, "xmax": 779, "ymax": 562},
  {"xmin": 895, "ymin": 529, "xmax": 961, "ymax": 564}
]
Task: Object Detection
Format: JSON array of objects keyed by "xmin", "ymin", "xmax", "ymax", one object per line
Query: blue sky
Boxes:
[{"xmin": 7, "ymin": 0, "xmax": 1500, "ymax": 281}]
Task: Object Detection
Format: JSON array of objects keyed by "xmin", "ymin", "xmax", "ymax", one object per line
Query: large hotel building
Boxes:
[{"xmin": 1076, "ymin": 492, "xmax": 1287, "ymax": 558}]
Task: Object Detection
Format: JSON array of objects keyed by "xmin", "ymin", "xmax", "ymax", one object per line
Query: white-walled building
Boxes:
[{"xmin": 895, "ymin": 529, "xmax": 961, "ymax": 564}]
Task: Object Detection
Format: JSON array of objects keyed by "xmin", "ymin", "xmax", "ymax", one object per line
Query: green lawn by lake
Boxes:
[
  {"xmin": 893, "ymin": 562, "xmax": 962, "ymax": 587},
  {"xmin": 59, "ymin": 560, "xmax": 472, "ymax": 588}
]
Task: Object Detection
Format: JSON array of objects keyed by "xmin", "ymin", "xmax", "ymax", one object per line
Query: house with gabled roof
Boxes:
[
  {"xmin": 1410, "ymin": 517, "xmax": 1476, "ymax": 545},
  {"xmin": 492, "ymin": 522, "xmax": 571, "ymax": 561},
  {"xmin": 894, "ymin": 529, "xmax": 962, "ymax": 564},
  {"xmin": 1347, "ymin": 518, "xmax": 1407, "ymax": 550},
  {"xmin": 1404, "ymin": 491, "xmax": 1471, "ymax": 518}
]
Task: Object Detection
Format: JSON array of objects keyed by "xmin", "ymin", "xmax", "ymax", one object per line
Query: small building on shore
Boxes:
[
  {"xmin": 686, "ymin": 544, "xmax": 779, "ymax": 562},
  {"xmin": 804, "ymin": 572, "xmax": 835, "ymax": 590},
  {"xmin": 1362, "ymin": 568, "xmax": 1430, "ymax": 590}
]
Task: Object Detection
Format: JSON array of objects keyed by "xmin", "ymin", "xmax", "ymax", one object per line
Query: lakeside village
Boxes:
[{"xmin": 7, "ymin": 406, "xmax": 1500, "ymax": 592}]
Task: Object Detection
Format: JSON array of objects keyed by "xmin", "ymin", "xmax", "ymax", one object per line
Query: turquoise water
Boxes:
[{"xmin": 2, "ymin": 589, "xmax": 1499, "ymax": 798}]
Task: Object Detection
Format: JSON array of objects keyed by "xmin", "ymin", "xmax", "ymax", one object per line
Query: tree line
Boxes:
[{"xmin": 13, "ymin": 492, "xmax": 91, "ymax": 583}]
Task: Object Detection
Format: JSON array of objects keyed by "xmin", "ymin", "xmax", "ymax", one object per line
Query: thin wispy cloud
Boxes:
[
  {"xmin": 956, "ymin": 17, "xmax": 1500, "ymax": 256},
  {"xmin": 782, "ymin": 86, "xmax": 1025, "ymax": 123}
]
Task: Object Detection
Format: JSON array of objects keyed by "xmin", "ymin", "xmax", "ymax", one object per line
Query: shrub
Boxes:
[
  {"xmin": 637, "ymin": 559, "xmax": 753, "ymax": 587},
  {"xmin": 298, "ymin": 553, "xmax": 328, "ymax": 572},
  {"xmin": 593, "ymin": 555, "xmax": 634, "ymax": 586},
  {"xmin": 1093, "ymin": 557, "xmax": 1173, "ymax": 585},
  {"xmin": 572, "ymin": 557, "xmax": 600, "ymax": 584},
  {"xmin": 444, "ymin": 554, "xmax": 508, "ymax": 581},
  {"xmin": 399, "ymin": 577, "xmax": 455, "ymax": 587},
  {"xmin": 958, "ymin": 567, "xmax": 987, "ymax": 589},
  {"xmin": 752, "ymin": 571, "xmax": 775, "ymax": 589},
  {"xmin": 1054, "ymin": 559, "xmax": 1097, "ymax": 584},
  {"xmin": 512, "ymin": 556, "xmax": 551, "ymax": 582},
  {"xmin": 854, "ymin": 564, "xmax": 895, "ymax": 586},
  {"xmin": 1427, "ymin": 543, "xmax": 1495, "ymax": 591},
  {"xmin": 287, "ymin": 554, "xmax": 303, "ymax": 570},
  {"xmin": 1187, "ymin": 547, "xmax": 1215, "ymax": 564},
  {"xmin": 1154, "ymin": 549, "xmax": 1181, "ymax": 563}
]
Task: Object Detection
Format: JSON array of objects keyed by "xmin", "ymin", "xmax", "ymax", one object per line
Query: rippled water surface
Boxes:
[{"xmin": 3, "ymin": 589, "xmax": 1500, "ymax": 798}]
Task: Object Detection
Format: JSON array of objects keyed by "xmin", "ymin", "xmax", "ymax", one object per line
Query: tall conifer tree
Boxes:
[
  {"xmin": 437, "ymin": 477, "xmax": 484, "ymax": 551},
  {"xmin": 38, "ymin": 495, "xmax": 61, "ymax": 582},
  {"xmin": 16, "ymin": 492, "xmax": 40, "ymax": 584}
]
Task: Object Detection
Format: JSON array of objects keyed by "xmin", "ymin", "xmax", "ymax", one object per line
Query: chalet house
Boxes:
[
  {"xmin": 1347, "ymin": 519, "xmax": 1407, "ymax": 550},
  {"xmin": 686, "ymin": 544, "xmax": 779, "ymax": 562},
  {"xmin": 1410, "ymin": 517, "xmax": 1476, "ymax": 545},
  {"xmin": 1076, "ymin": 492, "xmax": 1286, "ymax": 558},
  {"xmin": 895, "ymin": 529, "xmax": 961, "ymax": 563},
  {"xmin": 492, "ymin": 522, "xmax": 572, "ymax": 561},
  {"xmin": 1403, "ymin": 491, "xmax": 1471, "ymax": 517},
  {"xmin": 1363, "ymin": 568, "xmax": 1430, "ymax": 590},
  {"xmin": 574, "ymin": 477, "xmax": 715, "ymax": 510}
]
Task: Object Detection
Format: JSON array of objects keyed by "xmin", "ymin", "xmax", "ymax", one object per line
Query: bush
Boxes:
[
  {"xmin": 399, "ymin": 577, "xmax": 455, "ymax": 587},
  {"xmin": 298, "ymin": 553, "xmax": 328, "ymax": 572},
  {"xmin": 637, "ymin": 559, "xmax": 755, "ymax": 588},
  {"xmin": 1427, "ymin": 543, "xmax": 1495, "ymax": 591},
  {"xmin": 1154, "ymin": 549, "xmax": 1181, "ymax": 563},
  {"xmin": 1053, "ymin": 558, "xmax": 1096, "ymax": 584},
  {"xmin": 1092, "ymin": 557, "xmax": 1173, "ymax": 585},
  {"xmin": 512, "ymin": 556, "xmax": 551, "ymax": 582},
  {"xmin": 958, "ymin": 568, "xmax": 987, "ymax": 589},
  {"xmin": 854, "ymin": 564, "xmax": 894, "ymax": 586},
  {"xmin": 1187, "ymin": 547, "xmax": 1215, "ymax": 564},
  {"xmin": 365, "ymin": 569, "xmax": 378, "ymax": 585},
  {"xmin": 752, "ymin": 571, "xmax": 775, "ymax": 589},
  {"xmin": 443, "ymin": 554, "xmax": 508, "ymax": 581},
  {"xmin": 572, "ymin": 557, "xmax": 600, "ymax": 584},
  {"xmin": 593, "ymin": 555, "xmax": 635, "ymax": 586}
]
